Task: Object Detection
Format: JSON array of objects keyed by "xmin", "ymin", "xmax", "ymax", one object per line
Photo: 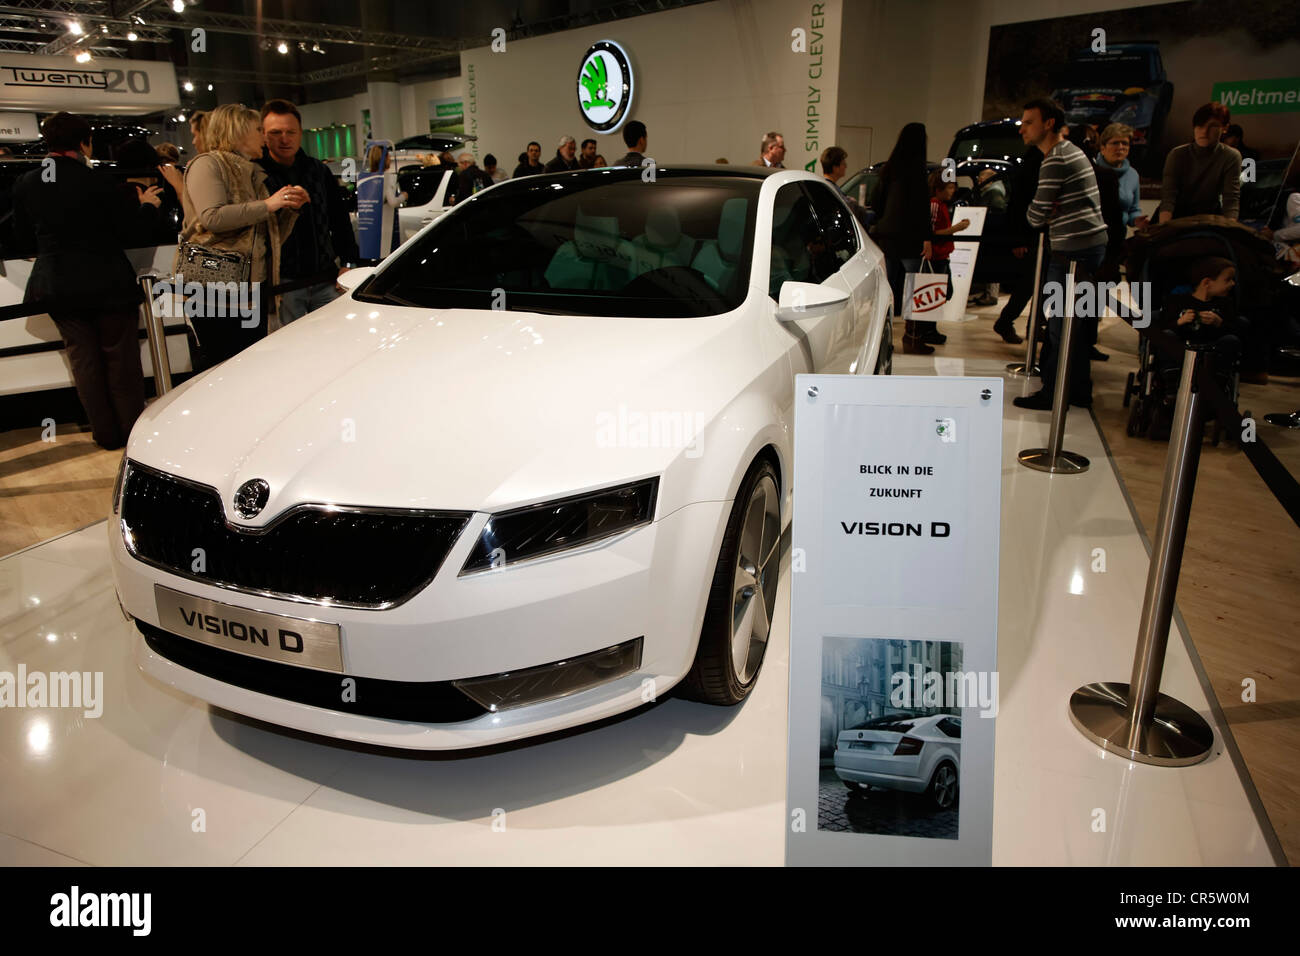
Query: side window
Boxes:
[
  {"xmin": 768, "ymin": 182, "xmax": 819, "ymax": 297},
  {"xmin": 804, "ymin": 181, "xmax": 859, "ymax": 267},
  {"xmin": 937, "ymin": 717, "xmax": 962, "ymax": 738}
]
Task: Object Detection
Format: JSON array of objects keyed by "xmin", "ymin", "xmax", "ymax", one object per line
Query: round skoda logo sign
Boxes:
[{"xmin": 577, "ymin": 40, "xmax": 633, "ymax": 133}]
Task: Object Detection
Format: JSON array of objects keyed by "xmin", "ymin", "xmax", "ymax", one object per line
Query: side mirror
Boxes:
[
  {"xmin": 337, "ymin": 265, "xmax": 377, "ymax": 290},
  {"xmin": 775, "ymin": 280, "xmax": 850, "ymax": 321}
]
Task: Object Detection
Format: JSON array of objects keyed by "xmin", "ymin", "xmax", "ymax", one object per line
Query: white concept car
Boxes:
[
  {"xmin": 109, "ymin": 164, "xmax": 893, "ymax": 750},
  {"xmin": 834, "ymin": 713, "xmax": 961, "ymax": 809}
]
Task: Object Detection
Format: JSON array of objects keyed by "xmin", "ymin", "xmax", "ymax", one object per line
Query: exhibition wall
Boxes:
[
  {"xmin": 290, "ymin": 0, "xmax": 1292, "ymax": 173},
  {"xmin": 460, "ymin": 0, "xmax": 843, "ymax": 170}
]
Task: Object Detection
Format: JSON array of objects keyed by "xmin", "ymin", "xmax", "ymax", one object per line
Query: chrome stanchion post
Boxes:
[
  {"xmin": 139, "ymin": 273, "xmax": 173, "ymax": 396},
  {"xmin": 1068, "ymin": 344, "xmax": 1214, "ymax": 766},
  {"xmin": 1006, "ymin": 232, "xmax": 1044, "ymax": 377},
  {"xmin": 1018, "ymin": 260, "xmax": 1089, "ymax": 474}
]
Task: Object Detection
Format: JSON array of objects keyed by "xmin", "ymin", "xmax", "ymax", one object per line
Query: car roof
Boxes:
[{"xmin": 481, "ymin": 164, "xmax": 781, "ymax": 190}]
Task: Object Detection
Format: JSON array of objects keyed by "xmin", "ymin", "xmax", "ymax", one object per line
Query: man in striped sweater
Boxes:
[{"xmin": 1013, "ymin": 98, "xmax": 1108, "ymax": 411}]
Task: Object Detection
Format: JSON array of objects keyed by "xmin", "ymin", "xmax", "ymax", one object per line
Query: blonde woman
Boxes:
[
  {"xmin": 365, "ymin": 144, "xmax": 407, "ymax": 257},
  {"xmin": 178, "ymin": 103, "xmax": 307, "ymax": 367}
]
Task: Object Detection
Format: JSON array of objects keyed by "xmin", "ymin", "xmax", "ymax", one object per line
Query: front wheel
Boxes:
[
  {"xmin": 678, "ymin": 459, "xmax": 781, "ymax": 705},
  {"xmin": 874, "ymin": 308, "xmax": 894, "ymax": 376}
]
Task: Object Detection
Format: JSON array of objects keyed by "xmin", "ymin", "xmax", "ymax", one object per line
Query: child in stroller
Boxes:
[{"xmin": 1148, "ymin": 256, "xmax": 1244, "ymax": 440}]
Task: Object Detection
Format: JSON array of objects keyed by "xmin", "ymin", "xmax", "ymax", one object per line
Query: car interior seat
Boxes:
[
  {"xmin": 691, "ymin": 197, "xmax": 749, "ymax": 294},
  {"xmin": 632, "ymin": 206, "xmax": 698, "ymax": 275},
  {"xmin": 544, "ymin": 211, "xmax": 636, "ymax": 291}
]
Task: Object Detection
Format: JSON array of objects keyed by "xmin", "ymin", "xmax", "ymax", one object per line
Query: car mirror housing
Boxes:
[
  {"xmin": 337, "ymin": 266, "xmax": 377, "ymax": 291},
  {"xmin": 775, "ymin": 281, "xmax": 850, "ymax": 321}
]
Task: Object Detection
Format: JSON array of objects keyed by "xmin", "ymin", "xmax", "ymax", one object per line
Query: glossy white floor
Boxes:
[{"xmin": 0, "ymin": 358, "xmax": 1279, "ymax": 866}]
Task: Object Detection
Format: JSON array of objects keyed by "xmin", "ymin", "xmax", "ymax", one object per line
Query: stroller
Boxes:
[{"xmin": 1120, "ymin": 217, "xmax": 1281, "ymax": 444}]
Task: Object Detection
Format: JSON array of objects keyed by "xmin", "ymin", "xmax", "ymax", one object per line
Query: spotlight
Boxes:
[
  {"xmin": 127, "ymin": 31, "xmax": 138, "ymax": 41},
  {"xmin": 67, "ymin": 21, "xmax": 83, "ymax": 35},
  {"xmin": 177, "ymin": 113, "xmax": 186, "ymax": 122},
  {"xmin": 207, "ymin": 84, "xmax": 213, "ymax": 91},
  {"xmin": 100, "ymin": 24, "xmax": 108, "ymax": 34},
  {"xmin": 312, "ymin": 42, "xmax": 324, "ymax": 54},
  {"xmin": 298, "ymin": 41, "xmax": 307, "ymax": 52},
  {"xmin": 277, "ymin": 41, "xmax": 288, "ymax": 54},
  {"xmin": 75, "ymin": 51, "xmax": 91, "ymax": 63},
  {"xmin": 172, "ymin": 0, "xmax": 185, "ymax": 12},
  {"xmin": 183, "ymin": 80, "xmax": 194, "ymax": 92}
]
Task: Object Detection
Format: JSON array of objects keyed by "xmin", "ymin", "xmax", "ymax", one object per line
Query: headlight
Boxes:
[
  {"xmin": 112, "ymin": 455, "xmax": 128, "ymax": 515},
  {"xmin": 460, "ymin": 478, "xmax": 658, "ymax": 574}
]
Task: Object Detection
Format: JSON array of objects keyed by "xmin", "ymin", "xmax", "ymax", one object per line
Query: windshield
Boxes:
[
  {"xmin": 356, "ymin": 173, "xmax": 760, "ymax": 318},
  {"xmin": 1064, "ymin": 52, "xmax": 1154, "ymax": 90},
  {"xmin": 951, "ymin": 132, "xmax": 1024, "ymax": 164}
]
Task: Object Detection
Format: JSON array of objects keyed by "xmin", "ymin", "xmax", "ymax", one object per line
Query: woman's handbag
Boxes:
[{"xmin": 176, "ymin": 241, "xmax": 251, "ymax": 284}]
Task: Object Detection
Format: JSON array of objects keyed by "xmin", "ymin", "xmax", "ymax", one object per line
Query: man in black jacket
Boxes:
[
  {"xmin": 11, "ymin": 112, "xmax": 146, "ymax": 449},
  {"xmin": 992, "ymin": 145, "xmax": 1045, "ymax": 344},
  {"xmin": 512, "ymin": 142, "xmax": 544, "ymax": 178},
  {"xmin": 257, "ymin": 99, "xmax": 361, "ymax": 325}
]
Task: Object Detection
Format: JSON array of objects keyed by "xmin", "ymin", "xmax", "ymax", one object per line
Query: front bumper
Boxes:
[{"xmin": 112, "ymin": 498, "xmax": 728, "ymax": 749}]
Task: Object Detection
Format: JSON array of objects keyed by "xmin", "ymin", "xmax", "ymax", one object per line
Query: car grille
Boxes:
[
  {"xmin": 137, "ymin": 621, "xmax": 487, "ymax": 724},
  {"xmin": 120, "ymin": 461, "xmax": 471, "ymax": 608}
]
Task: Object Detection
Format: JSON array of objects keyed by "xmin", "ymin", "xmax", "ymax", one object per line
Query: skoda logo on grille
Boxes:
[{"xmin": 233, "ymin": 479, "xmax": 270, "ymax": 519}]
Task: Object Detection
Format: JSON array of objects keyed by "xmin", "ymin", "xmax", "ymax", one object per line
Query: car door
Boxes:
[{"xmin": 767, "ymin": 180, "xmax": 858, "ymax": 374}]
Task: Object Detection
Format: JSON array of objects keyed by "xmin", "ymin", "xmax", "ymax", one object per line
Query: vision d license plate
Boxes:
[{"xmin": 154, "ymin": 584, "xmax": 343, "ymax": 672}]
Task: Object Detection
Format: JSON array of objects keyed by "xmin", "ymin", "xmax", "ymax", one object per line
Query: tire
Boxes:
[
  {"xmin": 875, "ymin": 308, "xmax": 894, "ymax": 376},
  {"xmin": 929, "ymin": 762, "xmax": 959, "ymax": 810},
  {"xmin": 678, "ymin": 458, "xmax": 781, "ymax": 705}
]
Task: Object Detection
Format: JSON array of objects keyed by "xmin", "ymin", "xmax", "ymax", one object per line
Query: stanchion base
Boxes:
[
  {"xmin": 1068, "ymin": 682, "xmax": 1213, "ymax": 767},
  {"xmin": 1017, "ymin": 448, "xmax": 1089, "ymax": 473},
  {"xmin": 1005, "ymin": 362, "xmax": 1040, "ymax": 377},
  {"xmin": 1263, "ymin": 411, "xmax": 1300, "ymax": 429}
]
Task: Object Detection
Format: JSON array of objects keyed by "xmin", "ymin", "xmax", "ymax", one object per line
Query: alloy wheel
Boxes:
[
  {"xmin": 933, "ymin": 764, "xmax": 958, "ymax": 809},
  {"xmin": 730, "ymin": 475, "xmax": 780, "ymax": 684}
]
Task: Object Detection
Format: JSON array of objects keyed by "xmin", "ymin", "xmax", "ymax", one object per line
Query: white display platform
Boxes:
[{"xmin": 0, "ymin": 358, "xmax": 1278, "ymax": 865}]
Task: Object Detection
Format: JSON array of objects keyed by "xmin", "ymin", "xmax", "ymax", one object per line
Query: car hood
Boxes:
[{"xmin": 128, "ymin": 296, "xmax": 752, "ymax": 523}]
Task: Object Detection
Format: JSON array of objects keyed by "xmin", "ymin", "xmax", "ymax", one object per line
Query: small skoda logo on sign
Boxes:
[
  {"xmin": 578, "ymin": 40, "xmax": 633, "ymax": 133},
  {"xmin": 233, "ymin": 479, "xmax": 270, "ymax": 519}
]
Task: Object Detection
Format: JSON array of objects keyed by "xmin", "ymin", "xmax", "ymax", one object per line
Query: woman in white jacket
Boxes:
[{"xmin": 366, "ymin": 145, "xmax": 408, "ymax": 257}]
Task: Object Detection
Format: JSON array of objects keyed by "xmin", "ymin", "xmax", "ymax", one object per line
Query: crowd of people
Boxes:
[
  {"xmin": 10, "ymin": 94, "xmax": 1296, "ymax": 450},
  {"xmin": 866, "ymin": 97, "xmax": 1296, "ymax": 415}
]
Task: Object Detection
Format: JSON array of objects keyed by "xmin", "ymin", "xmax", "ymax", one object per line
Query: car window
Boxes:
[
  {"xmin": 937, "ymin": 717, "xmax": 962, "ymax": 738},
  {"xmin": 767, "ymin": 182, "xmax": 844, "ymax": 298},
  {"xmin": 356, "ymin": 173, "xmax": 760, "ymax": 318},
  {"xmin": 768, "ymin": 182, "xmax": 816, "ymax": 297},
  {"xmin": 803, "ymin": 180, "xmax": 859, "ymax": 265},
  {"xmin": 951, "ymin": 132, "xmax": 1024, "ymax": 165}
]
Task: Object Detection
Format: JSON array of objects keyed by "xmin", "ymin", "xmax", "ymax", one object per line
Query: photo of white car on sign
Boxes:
[
  {"xmin": 109, "ymin": 164, "xmax": 892, "ymax": 751},
  {"xmin": 834, "ymin": 713, "xmax": 962, "ymax": 809}
]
